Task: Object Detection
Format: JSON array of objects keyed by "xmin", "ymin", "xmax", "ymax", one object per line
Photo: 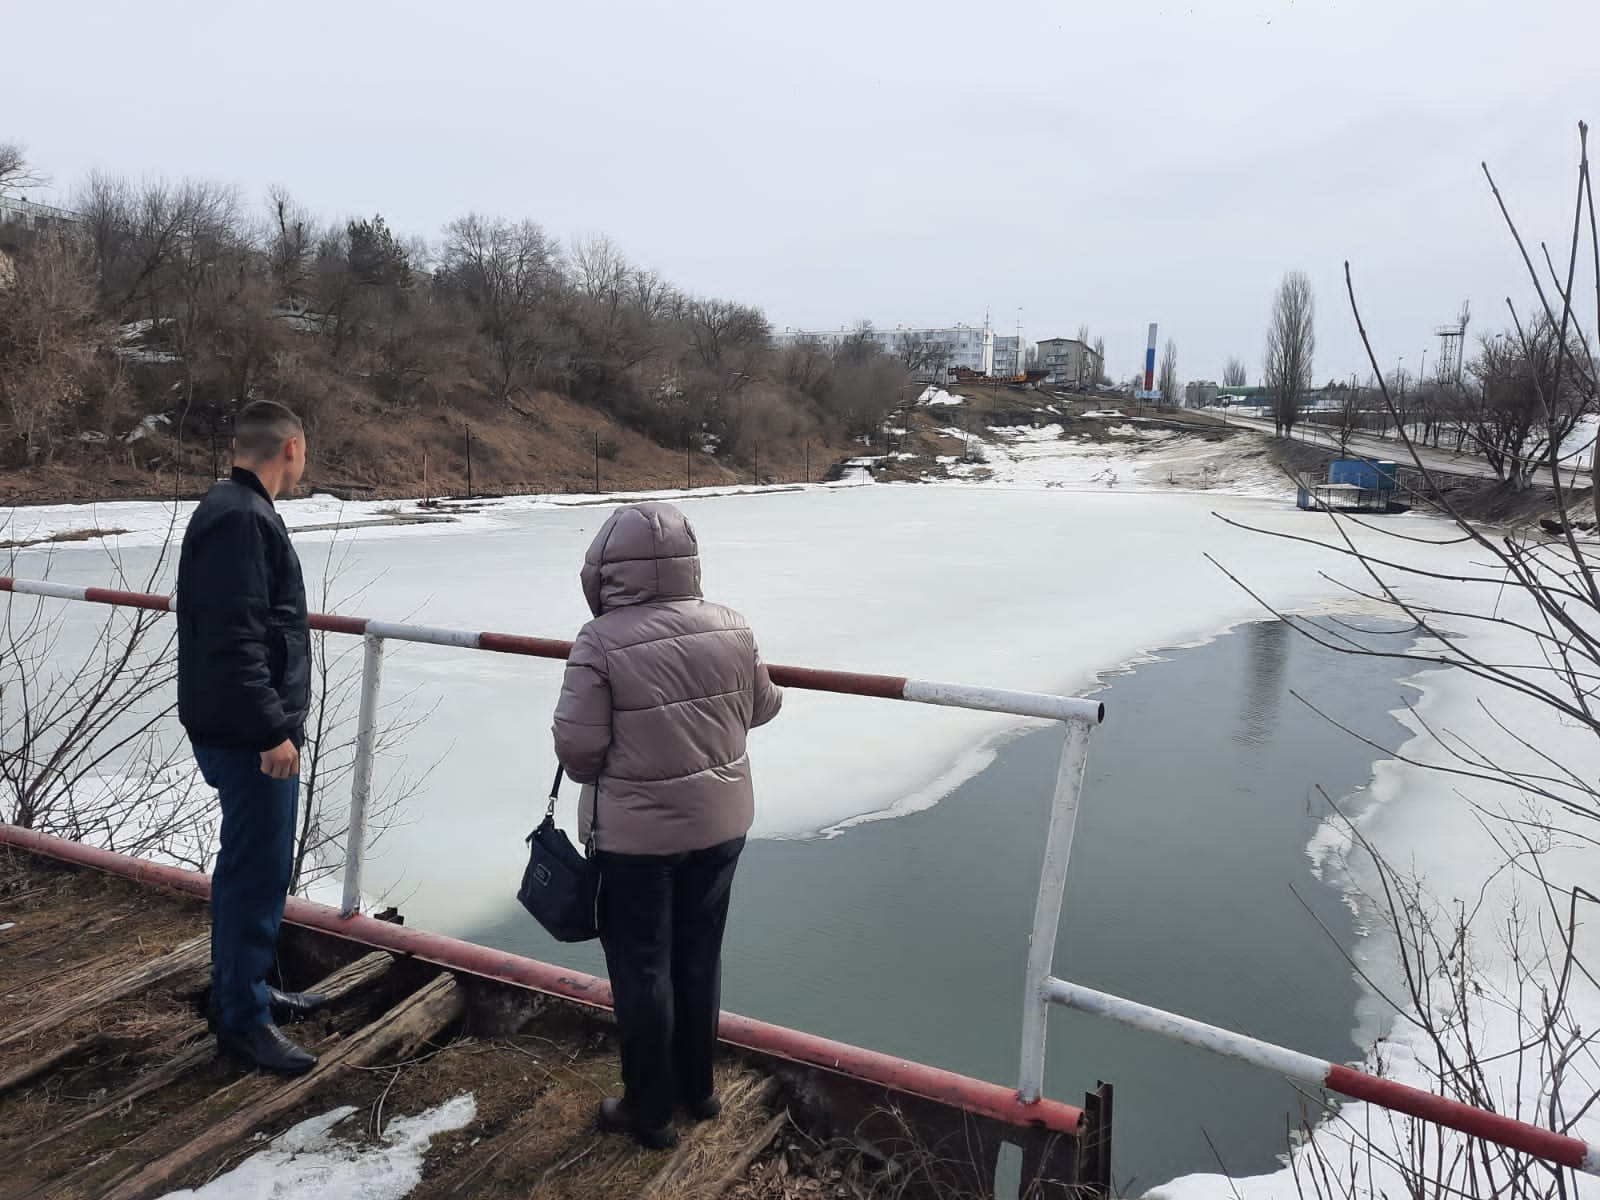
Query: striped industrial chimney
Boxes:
[{"xmin": 1143, "ymin": 323, "xmax": 1158, "ymax": 395}]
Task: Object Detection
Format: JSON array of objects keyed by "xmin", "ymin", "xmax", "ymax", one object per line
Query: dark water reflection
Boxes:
[{"xmin": 469, "ymin": 618, "xmax": 1417, "ymax": 1190}]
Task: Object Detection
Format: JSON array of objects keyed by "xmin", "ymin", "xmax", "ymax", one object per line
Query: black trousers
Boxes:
[{"xmin": 597, "ymin": 836, "xmax": 745, "ymax": 1129}]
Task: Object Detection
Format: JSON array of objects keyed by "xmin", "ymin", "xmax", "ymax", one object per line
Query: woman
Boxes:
[{"xmin": 553, "ymin": 501, "xmax": 783, "ymax": 1149}]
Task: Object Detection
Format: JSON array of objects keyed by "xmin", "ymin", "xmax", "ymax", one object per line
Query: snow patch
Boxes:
[{"xmin": 157, "ymin": 1093, "xmax": 476, "ymax": 1200}]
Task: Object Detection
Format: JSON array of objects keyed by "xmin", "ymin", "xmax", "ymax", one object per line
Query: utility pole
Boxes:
[
  {"xmin": 753, "ymin": 442, "xmax": 760, "ymax": 486},
  {"xmin": 593, "ymin": 431, "xmax": 601, "ymax": 494},
  {"xmin": 686, "ymin": 438, "xmax": 692, "ymax": 491},
  {"xmin": 804, "ymin": 441, "xmax": 810, "ymax": 484},
  {"xmin": 465, "ymin": 426, "xmax": 473, "ymax": 499}
]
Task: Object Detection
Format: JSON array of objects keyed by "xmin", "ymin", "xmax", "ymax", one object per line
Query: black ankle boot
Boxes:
[
  {"xmin": 597, "ymin": 1096, "xmax": 678, "ymax": 1150},
  {"xmin": 680, "ymin": 1093, "xmax": 722, "ymax": 1121},
  {"xmin": 216, "ymin": 1023, "xmax": 318, "ymax": 1076},
  {"xmin": 267, "ymin": 986, "xmax": 329, "ymax": 1020}
]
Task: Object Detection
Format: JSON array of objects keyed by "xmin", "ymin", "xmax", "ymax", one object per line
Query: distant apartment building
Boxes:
[
  {"xmin": 1035, "ymin": 338, "xmax": 1102, "ymax": 388},
  {"xmin": 0, "ymin": 194, "xmax": 83, "ymax": 236},
  {"xmin": 772, "ymin": 321, "xmax": 997, "ymax": 378},
  {"xmin": 992, "ymin": 335, "xmax": 1024, "ymax": 377}
]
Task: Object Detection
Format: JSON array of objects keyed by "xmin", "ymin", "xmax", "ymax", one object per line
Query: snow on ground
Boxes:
[
  {"xmin": 935, "ymin": 423, "xmax": 1292, "ymax": 498},
  {"xmin": 916, "ymin": 385, "xmax": 966, "ymax": 406},
  {"xmin": 158, "ymin": 1094, "xmax": 475, "ymax": 1200}
]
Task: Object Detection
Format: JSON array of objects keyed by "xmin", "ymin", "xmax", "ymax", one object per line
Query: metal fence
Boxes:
[{"xmin": 2, "ymin": 571, "xmax": 1595, "ymax": 1177}]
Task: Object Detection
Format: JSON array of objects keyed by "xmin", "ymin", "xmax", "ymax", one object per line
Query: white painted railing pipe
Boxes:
[{"xmin": 1017, "ymin": 716, "xmax": 1096, "ymax": 1103}]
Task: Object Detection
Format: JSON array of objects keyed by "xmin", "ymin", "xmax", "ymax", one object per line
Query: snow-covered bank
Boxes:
[
  {"xmin": 1151, "ymin": 549, "xmax": 1600, "ymax": 1197},
  {"xmin": 940, "ymin": 422, "xmax": 1292, "ymax": 497},
  {"xmin": 0, "ymin": 480, "xmax": 839, "ymax": 554}
]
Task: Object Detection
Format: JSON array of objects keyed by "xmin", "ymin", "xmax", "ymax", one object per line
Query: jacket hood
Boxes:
[{"xmin": 581, "ymin": 502, "xmax": 703, "ymax": 616}]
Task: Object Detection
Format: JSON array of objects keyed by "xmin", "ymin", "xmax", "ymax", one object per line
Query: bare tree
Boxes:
[
  {"xmin": 1457, "ymin": 321, "xmax": 1596, "ymax": 488},
  {"xmin": 1264, "ymin": 269, "xmax": 1316, "ymax": 437},
  {"xmin": 895, "ymin": 332, "xmax": 950, "ymax": 379},
  {"xmin": 265, "ymin": 186, "xmax": 315, "ymax": 296},
  {"xmin": 1157, "ymin": 337, "xmax": 1178, "ymax": 406},
  {"xmin": 0, "ymin": 232, "xmax": 104, "ymax": 466},
  {"xmin": 684, "ymin": 297, "xmax": 770, "ymax": 380},
  {"xmin": 1091, "ymin": 335, "xmax": 1107, "ymax": 384},
  {"xmin": 1223, "ymin": 356, "xmax": 1248, "ymax": 388},
  {"xmin": 0, "ymin": 532, "xmax": 212, "ymax": 867},
  {"xmin": 437, "ymin": 214, "xmax": 565, "ymax": 403},
  {"xmin": 0, "ymin": 142, "xmax": 46, "ymax": 193},
  {"xmin": 1331, "ymin": 380, "xmax": 1364, "ymax": 455},
  {"xmin": 1213, "ymin": 124, "xmax": 1600, "ymax": 1197}
]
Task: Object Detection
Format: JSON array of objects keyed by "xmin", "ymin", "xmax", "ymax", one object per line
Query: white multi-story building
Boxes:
[
  {"xmin": 772, "ymin": 320, "xmax": 998, "ymax": 378},
  {"xmin": 0, "ymin": 195, "xmax": 83, "ymax": 233},
  {"xmin": 991, "ymin": 335, "xmax": 1024, "ymax": 377}
]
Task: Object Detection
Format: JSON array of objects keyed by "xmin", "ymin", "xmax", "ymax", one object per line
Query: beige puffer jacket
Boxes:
[{"xmin": 552, "ymin": 502, "xmax": 783, "ymax": 855}]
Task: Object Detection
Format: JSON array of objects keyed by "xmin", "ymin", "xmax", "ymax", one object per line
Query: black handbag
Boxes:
[{"xmin": 517, "ymin": 766, "xmax": 600, "ymax": 943}]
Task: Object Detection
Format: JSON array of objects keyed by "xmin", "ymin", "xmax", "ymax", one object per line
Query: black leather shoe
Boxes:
[
  {"xmin": 216, "ymin": 1023, "xmax": 318, "ymax": 1076},
  {"xmin": 267, "ymin": 986, "xmax": 329, "ymax": 1020},
  {"xmin": 680, "ymin": 1093, "xmax": 722, "ymax": 1121},
  {"xmin": 596, "ymin": 1096, "xmax": 678, "ymax": 1150}
]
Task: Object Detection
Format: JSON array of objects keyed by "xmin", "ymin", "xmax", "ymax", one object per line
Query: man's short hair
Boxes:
[{"xmin": 233, "ymin": 401, "xmax": 304, "ymax": 462}]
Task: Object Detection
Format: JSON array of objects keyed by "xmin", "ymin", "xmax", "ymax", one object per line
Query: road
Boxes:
[{"xmin": 1203, "ymin": 409, "xmax": 1591, "ymax": 491}]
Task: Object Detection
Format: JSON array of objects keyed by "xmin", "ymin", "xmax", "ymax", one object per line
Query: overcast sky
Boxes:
[{"xmin": 6, "ymin": 0, "xmax": 1596, "ymax": 385}]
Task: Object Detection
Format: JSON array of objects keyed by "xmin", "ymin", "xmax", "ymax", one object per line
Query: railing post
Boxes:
[
  {"xmin": 340, "ymin": 633, "xmax": 386, "ymax": 917},
  {"xmin": 1018, "ymin": 716, "xmax": 1095, "ymax": 1103}
]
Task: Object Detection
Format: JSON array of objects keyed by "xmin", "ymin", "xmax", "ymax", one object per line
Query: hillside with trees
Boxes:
[{"xmin": 0, "ymin": 143, "xmax": 909, "ymax": 503}]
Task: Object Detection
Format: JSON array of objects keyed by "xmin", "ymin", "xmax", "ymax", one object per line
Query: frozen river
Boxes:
[{"xmin": 6, "ymin": 482, "xmax": 1466, "ymax": 1188}]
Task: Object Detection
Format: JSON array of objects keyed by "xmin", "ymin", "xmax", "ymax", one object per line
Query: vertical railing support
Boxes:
[
  {"xmin": 340, "ymin": 633, "xmax": 386, "ymax": 917},
  {"xmin": 1018, "ymin": 716, "xmax": 1095, "ymax": 1103}
]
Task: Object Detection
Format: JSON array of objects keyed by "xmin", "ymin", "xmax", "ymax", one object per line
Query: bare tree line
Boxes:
[
  {"xmin": 1212, "ymin": 122, "xmax": 1600, "ymax": 1197},
  {"xmin": 0, "ymin": 145, "xmax": 910, "ymax": 484}
]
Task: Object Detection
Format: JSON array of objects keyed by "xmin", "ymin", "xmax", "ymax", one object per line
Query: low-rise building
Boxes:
[{"xmin": 1035, "ymin": 338, "xmax": 1102, "ymax": 389}]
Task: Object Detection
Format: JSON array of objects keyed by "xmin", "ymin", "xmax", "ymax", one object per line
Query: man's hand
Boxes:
[{"xmin": 259, "ymin": 739, "xmax": 300, "ymax": 780}]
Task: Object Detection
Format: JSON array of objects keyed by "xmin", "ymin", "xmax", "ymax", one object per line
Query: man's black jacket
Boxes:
[{"xmin": 177, "ymin": 467, "xmax": 310, "ymax": 752}]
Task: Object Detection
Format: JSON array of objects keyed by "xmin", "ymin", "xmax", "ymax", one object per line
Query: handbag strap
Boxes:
[{"xmin": 546, "ymin": 764, "xmax": 600, "ymax": 854}]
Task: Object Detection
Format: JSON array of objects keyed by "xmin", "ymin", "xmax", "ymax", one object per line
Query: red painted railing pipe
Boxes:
[
  {"xmin": 0, "ymin": 577, "xmax": 1103, "ymax": 723},
  {"xmin": 0, "ymin": 825, "xmax": 1085, "ymax": 1135}
]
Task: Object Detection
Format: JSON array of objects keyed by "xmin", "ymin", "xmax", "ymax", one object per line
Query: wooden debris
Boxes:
[
  {"xmin": 0, "ymin": 1033, "xmax": 109, "ymax": 1098},
  {"xmin": 97, "ymin": 972, "xmax": 464, "ymax": 1200},
  {"xmin": 709, "ymin": 1110, "xmax": 791, "ymax": 1199},
  {"xmin": 0, "ymin": 935, "xmax": 209, "ymax": 1052},
  {"xmin": 6, "ymin": 951, "xmax": 398, "ymax": 1168}
]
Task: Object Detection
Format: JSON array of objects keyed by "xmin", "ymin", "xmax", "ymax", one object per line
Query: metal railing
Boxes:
[{"xmin": 2, "ymin": 570, "xmax": 1595, "ymax": 1178}]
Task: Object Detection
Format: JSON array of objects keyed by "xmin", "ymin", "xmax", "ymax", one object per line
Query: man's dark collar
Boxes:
[{"xmin": 230, "ymin": 466, "xmax": 274, "ymax": 505}]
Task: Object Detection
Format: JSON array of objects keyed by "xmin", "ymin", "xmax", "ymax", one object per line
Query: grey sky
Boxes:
[{"xmin": 6, "ymin": 0, "xmax": 1596, "ymax": 386}]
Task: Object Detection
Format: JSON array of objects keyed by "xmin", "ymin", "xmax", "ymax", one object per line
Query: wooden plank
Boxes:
[
  {"xmin": 0, "ymin": 1033, "xmax": 109, "ymax": 1098},
  {"xmin": 706, "ymin": 1110, "xmax": 789, "ymax": 1200},
  {"xmin": 639, "ymin": 1076, "xmax": 772, "ymax": 1199},
  {"xmin": 10, "ymin": 952, "xmax": 398, "ymax": 1169},
  {"xmin": 97, "ymin": 972, "xmax": 464, "ymax": 1200},
  {"xmin": 0, "ymin": 935, "xmax": 209, "ymax": 1052}
]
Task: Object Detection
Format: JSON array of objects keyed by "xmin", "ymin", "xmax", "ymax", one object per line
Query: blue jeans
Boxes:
[{"xmin": 192, "ymin": 744, "xmax": 299, "ymax": 1032}]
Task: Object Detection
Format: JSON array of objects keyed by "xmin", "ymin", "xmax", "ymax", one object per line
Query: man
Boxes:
[{"xmin": 177, "ymin": 400, "xmax": 324, "ymax": 1075}]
